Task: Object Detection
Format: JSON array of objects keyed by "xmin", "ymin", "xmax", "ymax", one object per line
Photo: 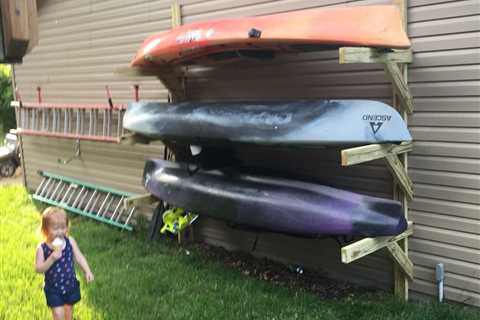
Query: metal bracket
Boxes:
[{"xmin": 58, "ymin": 139, "xmax": 81, "ymax": 164}]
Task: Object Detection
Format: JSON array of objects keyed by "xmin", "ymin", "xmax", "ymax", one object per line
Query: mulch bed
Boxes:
[{"xmin": 191, "ymin": 241, "xmax": 379, "ymax": 299}]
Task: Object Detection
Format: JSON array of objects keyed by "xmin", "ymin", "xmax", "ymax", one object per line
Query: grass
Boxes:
[{"xmin": 0, "ymin": 184, "xmax": 479, "ymax": 320}]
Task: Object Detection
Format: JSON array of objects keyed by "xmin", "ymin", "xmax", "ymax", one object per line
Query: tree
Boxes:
[{"xmin": 0, "ymin": 65, "xmax": 15, "ymax": 135}]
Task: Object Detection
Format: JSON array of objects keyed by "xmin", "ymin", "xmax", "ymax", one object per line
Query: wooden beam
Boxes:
[
  {"xmin": 1, "ymin": 0, "xmax": 30, "ymax": 62},
  {"xmin": 341, "ymin": 221, "xmax": 413, "ymax": 264},
  {"xmin": 387, "ymin": 242, "xmax": 414, "ymax": 281},
  {"xmin": 114, "ymin": 66, "xmax": 166, "ymax": 77},
  {"xmin": 341, "ymin": 142, "xmax": 412, "ymax": 166},
  {"xmin": 114, "ymin": 66, "xmax": 186, "ymax": 101},
  {"xmin": 339, "ymin": 47, "xmax": 412, "ymax": 64},
  {"xmin": 384, "ymin": 62, "xmax": 414, "ymax": 114},
  {"xmin": 385, "ymin": 154, "xmax": 414, "ymax": 200},
  {"xmin": 123, "ymin": 193, "xmax": 158, "ymax": 209},
  {"xmin": 26, "ymin": 0, "xmax": 38, "ymax": 53},
  {"xmin": 120, "ymin": 133, "xmax": 151, "ymax": 145}
]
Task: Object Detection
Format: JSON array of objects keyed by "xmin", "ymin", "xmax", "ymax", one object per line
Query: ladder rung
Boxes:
[
  {"xmin": 47, "ymin": 180, "xmax": 62, "ymax": 199},
  {"xmin": 66, "ymin": 184, "xmax": 79, "ymax": 204},
  {"xmin": 89, "ymin": 194, "xmax": 101, "ymax": 214},
  {"xmin": 97, "ymin": 193, "xmax": 111, "ymax": 217},
  {"xmin": 104, "ymin": 196, "xmax": 116, "ymax": 218},
  {"xmin": 35, "ymin": 177, "xmax": 47, "ymax": 195},
  {"xmin": 110, "ymin": 196, "xmax": 124, "ymax": 220},
  {"xmin": 71, "ymin": 186, "xmax": 84, "ymax": 208},
  {"xmin": 84, "ymin": 190, "xmax": 98, "ymax": 212},
  {"xmin": 123, "ymin": 207, "xmax": 136, "ymax": 225},
  {"xmin": 78, "ymin": 188, "xmax": 91, "ymax": 210},
  {"xmin": 116, "ymin": 110, "xmax": 122, "ymax": 137},
  {"xmin": 88, "ymin": 192, "xmax": 103, "ymax": 215},
  {"xmin": 60, "ymin": 184, "xmax": 73, "ymax": 203},
  {"xmin": 76, "ymin": 109, "xmax": 80, "ymax": 135},
  {"xmin": 39, "ymin": 178, "xmax": 53, "ymax": 197}
]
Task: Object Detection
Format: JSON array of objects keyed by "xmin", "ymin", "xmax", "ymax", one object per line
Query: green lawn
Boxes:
[{"xmin": 0, "ymin": 185, "xmax": 478, "ymax": 320}]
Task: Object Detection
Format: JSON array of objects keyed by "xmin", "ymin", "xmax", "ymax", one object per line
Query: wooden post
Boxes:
[
  {"xmin": 114, "ymin": 2, "xmax": 186, "ymax": 101},
  {"xmin": 171, "ymin": 2, "xmax": 182, "ymax": 29},
  {"xmin": 392, "ymin": 0, "xmax": 410, "ymax": 301},
  {"xmin": 169, "ymin": 1, "xmax": 186, "ymax": 102}
]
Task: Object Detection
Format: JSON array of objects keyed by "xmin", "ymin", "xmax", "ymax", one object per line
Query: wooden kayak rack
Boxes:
[{"xmin": 117, "ymin": 0, "xmax": 414, "ymax": 301}]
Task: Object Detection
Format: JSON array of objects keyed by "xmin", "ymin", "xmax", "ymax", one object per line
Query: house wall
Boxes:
[{"xmin": 13, "ymin": 0, "xmax": 480, "ymax": 306}]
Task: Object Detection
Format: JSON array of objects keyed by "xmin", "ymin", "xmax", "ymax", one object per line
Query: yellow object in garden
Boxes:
[
  {"xmin": 0, "ymin": 64, "xmax": 11, "ymax": 77},
  {"xmin": 160, "ymin": 207, "xmax": 198, "ymax": 234}
]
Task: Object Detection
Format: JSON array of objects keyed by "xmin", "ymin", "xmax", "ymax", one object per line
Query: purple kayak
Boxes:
[{"xmin": 144, "ymin": 159, "xmax": 407, "ymax": 237}]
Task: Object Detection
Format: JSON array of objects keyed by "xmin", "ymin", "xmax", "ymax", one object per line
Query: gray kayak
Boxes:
[
  {"xmin": 144, "ymin": 159, "xmax": 408, "ymax": 237},
  {"xmin": 124, "ymin": 100, "xmax": 411, "ymax": 146}
]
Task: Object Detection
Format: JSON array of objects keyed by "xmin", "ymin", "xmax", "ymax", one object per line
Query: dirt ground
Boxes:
[{"xmin": 0, "ymin": 167, "xmax": 23, "ymax": 186}]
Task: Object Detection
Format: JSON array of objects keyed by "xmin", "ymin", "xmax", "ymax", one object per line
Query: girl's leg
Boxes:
[
  {"xmin": 64, "ymin": 304, "xmax": 73, "ymax": 320},
  {"xmin": 51, "ymin": 306, "xmax": 64, "ymax": 320}
]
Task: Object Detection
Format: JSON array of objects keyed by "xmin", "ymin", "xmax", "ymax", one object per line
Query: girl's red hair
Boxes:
[{"xmin": 39, "ymin": 207, "xmax": 69, "ymax": 240}]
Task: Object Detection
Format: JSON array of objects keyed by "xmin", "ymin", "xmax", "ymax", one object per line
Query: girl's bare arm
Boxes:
[
  {"xmin": 35, "ymin": 245, "xmax": 60, "ymax": 273},
  {"xmin": 69, "ymin": 237, "xmax": 94, "ymax": 282}
]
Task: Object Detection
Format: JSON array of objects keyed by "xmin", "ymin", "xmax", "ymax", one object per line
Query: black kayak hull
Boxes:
[
  {"xmin": 143, "ymin": 159, "xmax": 408, "ymax": 237},
  {"xmin": 124, "ymin": 100, "xmax": 412, "ymax": 146}
]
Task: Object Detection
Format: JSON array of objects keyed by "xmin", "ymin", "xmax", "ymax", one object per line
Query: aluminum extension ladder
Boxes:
[
  {"xmin": 33, "ymin": 171, "xmax": 137, "ymax": 231},
  {"xmin": 11, "ymin": 101, "xmax": 127, "ymax": 143}
]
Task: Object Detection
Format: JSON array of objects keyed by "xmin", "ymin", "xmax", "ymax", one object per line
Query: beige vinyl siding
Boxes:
[
  {"xmin": 406, "ymin": 0, "xmax": 480, "ymax": 306},
  {"xmin": 13, "ymin": 0, "xmax": 480, "ymax": 306},
  {"xmin": 15, "ymin": 0, "xmax": 172, "ymax": 103},
  {"xmin": 21, "ymin": 136, "xmax": 164, "ymax": 195}
]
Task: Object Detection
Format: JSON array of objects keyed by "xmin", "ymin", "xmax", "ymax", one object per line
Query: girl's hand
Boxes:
[
  {"xmin": 85, "ymin": 271, "xmax": 94, "ymax": 283},
  {"xmin": 50, "ymin": 249, "xmax": 62, "ymax": 261}
]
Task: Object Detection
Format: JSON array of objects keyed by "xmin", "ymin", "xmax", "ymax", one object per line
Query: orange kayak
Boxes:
[{"xmin": 130, "ymin": 5, "xmax": 410, "ymax": 67}]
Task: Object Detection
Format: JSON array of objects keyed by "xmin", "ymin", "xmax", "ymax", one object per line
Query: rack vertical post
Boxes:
[{"xmin": 392, "ymin": 0, "xmax": 410, "ymax": 301}]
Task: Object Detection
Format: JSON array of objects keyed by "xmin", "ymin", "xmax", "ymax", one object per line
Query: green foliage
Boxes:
[
  {"xmin": 0, "ymin": 64, "xmax": 15, "ymax": 135},
  {"xmin": 0, "ymin": 185, "xmax": 479, "ymax": 320}
]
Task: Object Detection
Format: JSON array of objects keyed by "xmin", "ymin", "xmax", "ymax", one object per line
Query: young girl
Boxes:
[{"xmin": 35, "ymin": 207, "xmax": 94, "ymax": 320}]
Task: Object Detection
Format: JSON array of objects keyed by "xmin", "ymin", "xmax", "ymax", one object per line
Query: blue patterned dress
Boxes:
[{"xmin": 41, "ymin": 237, "xmax": 79, "ymax": 295}]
